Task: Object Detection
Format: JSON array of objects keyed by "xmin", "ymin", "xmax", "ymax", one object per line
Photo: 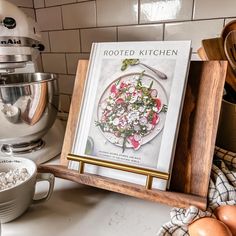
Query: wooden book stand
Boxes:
[{"xmin": 39, "ymin": 60, "xmax": 227, "ymax": 210}]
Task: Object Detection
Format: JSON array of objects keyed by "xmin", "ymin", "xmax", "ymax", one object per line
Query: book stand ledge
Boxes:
[{"xmin": 39, "ymin": 60, "xmax": 227, "ymax": 210}]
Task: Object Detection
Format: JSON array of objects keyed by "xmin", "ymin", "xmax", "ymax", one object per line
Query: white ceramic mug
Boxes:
[{"xmin": 0, "ymin": 157, "xmax": 54, "ymax": 223}]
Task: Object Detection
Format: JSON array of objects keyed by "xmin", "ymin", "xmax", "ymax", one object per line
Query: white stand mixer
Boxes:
[{"xmin": 0, "ymin": 0, "xmax": 65, "ymax": 164}]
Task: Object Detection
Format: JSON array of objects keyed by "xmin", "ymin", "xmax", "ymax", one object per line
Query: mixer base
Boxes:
[
  {"xmin": 0, "ymin": 119, "xmax": 65, "ymax": 164},
  {"xmin": 1, "ymin": 139, "xmax": 45, "ymax": 154}
]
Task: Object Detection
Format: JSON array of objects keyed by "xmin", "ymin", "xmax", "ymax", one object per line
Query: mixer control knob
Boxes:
[
  {"xmin": 3, "ymin": 17, "xmax": 16, "ymax": 29},
  {"xmin": 32, "ymin": 44, "xmax": 45, "ymax": 51}
]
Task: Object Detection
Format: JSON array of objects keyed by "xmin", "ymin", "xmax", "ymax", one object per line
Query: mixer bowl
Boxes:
[{"xmin": 0, "ymin": 73, "xmax": 59, "ymax": 152}]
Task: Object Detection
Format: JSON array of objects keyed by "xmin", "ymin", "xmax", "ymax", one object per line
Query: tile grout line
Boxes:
[
  {"xmin": 38, "ymin": 17, "xmax": 227, "ymax": 33},
  {"xmin": 35, "ymin": 0, "xmax": 93, "ymax": 10},
  {"xmin": 78, "ymin": 28, "xmax": 83, "ymax": 54},
  {"xmin": 31, "ymin": 0, "xmax": 36, "ymax": 26},
  {"xmin": 95, "ymin": 0, "xmax": 98, "ymax": 28},
  {"xmin": 60, "ymin": 6, "xmax": 64, "ymax": 30},
  {"xmin": 47, "ymin": 31, "xmax": 52, "ymax": 53},
  {"xmin": 64, "ymin": 53, "xmax": 69, "ymax": 75},
  {"xmin": 138, "ymin": 0, "xmax": 141, "ymax": 24},
  {"xmin": 162, "ymin": 23, "xmax": 165, "ymax": 41},
  {"xmin": 191, "ymin": 0, "xmax": 195, "ymax": 20},
  {"xmin": 18, "ymin": 6, "xmax": 34, "ymax": 9},
  {"xmin": 116, "ymin": 26, "xmax": 118, "ymax": 42}
]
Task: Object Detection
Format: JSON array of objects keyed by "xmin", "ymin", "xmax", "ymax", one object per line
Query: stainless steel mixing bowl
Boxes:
[{"xmin": 0, "ymin": 73, "xmax": 59, "ymax": 153}]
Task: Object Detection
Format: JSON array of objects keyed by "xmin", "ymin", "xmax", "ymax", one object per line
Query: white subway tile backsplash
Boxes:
[
  {"xmin": 34, "ymin": 0, "xmax": 44, "ymax": 8},
  {"xmin": 20, "ymin": 0, "xmax": 235, "ymax": 116},
  {"xmin": 62, "ymin": 2, "xmax": 96, "ymax": 29},
  {"xmin": 165, "ymin": 19, "xmax": 224, "ymax": 52},
  {"xmin": 140, "ymin": 0, "xmax": 193, "ymax": 24},
  {"xmin": 225, "ymin": 18, "xmax": 236, "ymax": 26},
  {"xmin": 118, "ymin": 24, "xmax": 163, "ymax": 42},
  {"xmin": 36, "ymin": 56, "xmax": 43, "ymax": 72},
  {"xmin": 41, "ymin": 32, "xmax": 51, "ymax": 52},
  {"xmin": 66, "ymin": 53, "xmax": 90, "ymax": 74},
  {"xmin": 36, "ymin": 7, "xmax": 63, "ymax": 31},
  {"xmin": 8, "ymin": 0, "xmax": 33, "ymax": 7},
  {"xmin": 49, "ymin": 30, "xmax": 80, "ymax": 52},
  {"xmin": 194, "ymin": 0, "xmax": 236, "ymax": 20},
  {"xmin": 97, "ymin": 0, "xmax": 138, "ymax": 27},
  {"xmin": 81, "ymin": 27, "xmax": 117, "ymax": 52},
  {"xmin": 42, "ymin": 53, "xmax": 67, "ymax": 74},
  {"xmin": 45, "ymin": 0, "xmax": 76, "ymax": 7},
  {"xmin": 191, "ymin": 53, "xmax": 201, "ymax": 61},
  {"xmin": 58, "ymin": 74, "xmax": 75, "ymax": 94},
  {"xmin": 59, "ymin": 94, "xmax": 71, "ymax": 112}
]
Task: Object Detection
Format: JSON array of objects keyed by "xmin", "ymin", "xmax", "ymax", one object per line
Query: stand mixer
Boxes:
[{"xmin": 0, "ymin": 0, "xmax": 65, "ymax": 163}]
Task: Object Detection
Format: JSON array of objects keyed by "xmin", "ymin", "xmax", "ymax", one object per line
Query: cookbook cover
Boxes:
[{"xmin": 69, "ymin": 41, "xmax": 191, "ymax": 190}]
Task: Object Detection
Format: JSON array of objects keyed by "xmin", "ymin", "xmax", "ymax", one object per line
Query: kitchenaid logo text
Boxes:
[{"xmin": 0, "ymin": 39, "xmax": 21, "ymax": 45}]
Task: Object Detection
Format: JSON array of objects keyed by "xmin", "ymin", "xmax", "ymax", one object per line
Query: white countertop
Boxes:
[{"xmin": 1, "ymin": 158, "xmax": 172, "ymax": 236}]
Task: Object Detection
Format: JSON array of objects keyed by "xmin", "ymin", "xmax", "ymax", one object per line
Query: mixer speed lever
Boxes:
[{"xmin": 2, "ymin": 17, "xmax": 16, "ymax": 29}]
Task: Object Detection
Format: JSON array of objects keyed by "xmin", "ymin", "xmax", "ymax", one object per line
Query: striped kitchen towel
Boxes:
[{"xmin": 157, "ymin": 147, "xmax": 236, "ymax": 236}]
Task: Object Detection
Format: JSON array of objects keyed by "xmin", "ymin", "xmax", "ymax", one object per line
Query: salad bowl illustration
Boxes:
[{"xmin": 96, "ymin": 72, "xmax": 168, "ymax": 152}]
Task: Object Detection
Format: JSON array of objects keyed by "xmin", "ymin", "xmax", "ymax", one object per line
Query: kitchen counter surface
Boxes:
[{"xmin": 1, "ymin": 158, "xmax": 172, "ymax": 236}]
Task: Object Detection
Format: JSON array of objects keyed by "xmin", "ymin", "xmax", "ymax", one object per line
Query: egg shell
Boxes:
[
  {"xmin": 215, "ymin": 205, "xmax": 236, "ymax": 235},
  {"xmin": 188, "ymin": 217, "xmax": 232, "ymax": 236}
]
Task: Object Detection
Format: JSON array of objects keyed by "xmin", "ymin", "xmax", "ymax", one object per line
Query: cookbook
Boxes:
[{"xmin": 69, "ymin": 41, "xmax": 191, "ymax": 190}]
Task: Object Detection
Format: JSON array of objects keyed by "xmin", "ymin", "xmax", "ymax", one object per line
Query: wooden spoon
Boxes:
[
  {"xmin": 224, "ymin": 30, "xmax": 236, "ymax": 72},
  {"xmin": 221, "ymin": 20, "xmax": 236, "ymax": 92},
  {"xmin": 198, "ymin": 37, "xmax": 236, "ymax": 91},
  {"xmin": 221, "ymin": 19, "xmax": 236, "ymax": 42}
]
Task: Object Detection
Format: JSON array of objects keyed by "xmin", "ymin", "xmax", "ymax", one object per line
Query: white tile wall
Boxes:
[
  {"xmin": 59, "ymin": 94, "xmax": 71, "ymax": 112},
  {"xmin": 49, "ymin": 30, "xmax": 80, "ymax": 52},
  {"xmin": 45, "ymin": 0, "xmax": 76, "ymax": 7},
  {"xmin": 191, "ymin": 53, "xmax": 201, "ymax": 61},
  {"xmin": 194, "ymin": 0, "xmax": 236, "ymax": 20},
  {"xmin": 66, "ymin": 53, "xmax": 89, "ymax": 74},
  {"xmin": 34, "ymin": 0, "xmax": 45, "ymax": 8},
  {"xmin": 118, "ymin": 24, "xmax": 163, "ymax": 41},
  {"xmin": 13, "ymin": 0, "xmax": 236, "ymax": 113},
  {"xmin": 41, "ymin": 53, "xmax": 67, "ymax": 74},
  {"xmin": 140, "ymin": 0, "xmax": 193, "ymax": 23},
  {"xmin": 165, "ymin": 19, "xmax": 224, "ymax": 52},
  {"xmin": 36, "ymin": 56, "xmax": 43, "ymax": 72},
  {"xmin": 40, "ymin": 32, "xmax": 51, "ymax": 52},
  {"xmin": 36, "ymin": 7, "xmax": 63, "ymax": 31},
  {"xmin": 225, "ymin": 18, "xmax": 236, "ymax": 25},
  {"xmin": 62, "ymin": 2, "xmax": 96, "ymax": 29},
  {"xmin": 97, "ymin": 0, "xmax": 138, "ymax": 27},
  {"xmin": 80, "ymin": 27, "xmax": 117, "ymax": 52},
  {"xmin": 58, "ymin": 75, "xmax": 75, "ymax": 94}
]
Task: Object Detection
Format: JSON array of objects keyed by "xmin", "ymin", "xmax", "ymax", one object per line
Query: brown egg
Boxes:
[
  {"xmin": 215, "ymin": 205, "xmax": 236, "ymax": 235},
  {"xmin": 188, "ymin": 217, "xmax": 232, "ymax": 236}
]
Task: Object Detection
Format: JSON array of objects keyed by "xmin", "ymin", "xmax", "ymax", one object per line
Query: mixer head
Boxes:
[{"xmin": 0, "ymin": 0, "xmax": 44, "ymax": 74}]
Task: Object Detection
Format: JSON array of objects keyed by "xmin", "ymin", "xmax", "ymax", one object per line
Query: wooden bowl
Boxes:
[
  {"xmin": 224, "ymin": 30, "xmax": 236, "ymax": 72},
  {"xmin": 221, "ymin": 20, "xmax": 236, "ymax": 41}
]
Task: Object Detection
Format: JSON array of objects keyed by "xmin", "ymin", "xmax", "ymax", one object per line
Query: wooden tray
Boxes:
[{"xmin": 39, "ymin": 60, "xmax": 227, "ymax": 210}]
